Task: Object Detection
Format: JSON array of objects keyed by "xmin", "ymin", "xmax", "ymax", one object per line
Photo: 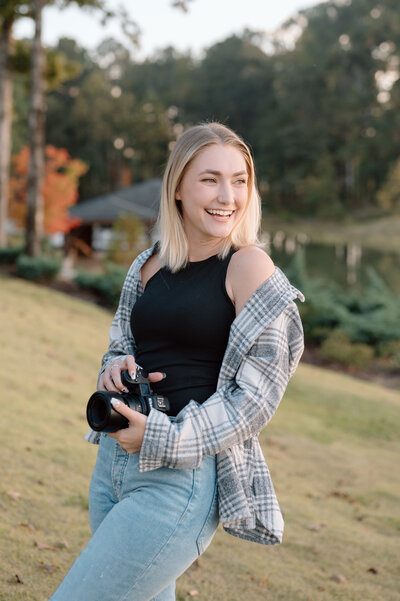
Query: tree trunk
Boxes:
[
  {"xmin": 0, "ymin": 16, "xmax": 13, "ymax": 248},
  {"xmin": 26, "ymin": 0, "xmax": 45, "ymax": 256}
]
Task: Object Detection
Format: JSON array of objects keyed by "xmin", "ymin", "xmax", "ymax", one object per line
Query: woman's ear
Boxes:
[{"xmin": 175, "ymin": 187, "xmax": 181, "ymax": 201}]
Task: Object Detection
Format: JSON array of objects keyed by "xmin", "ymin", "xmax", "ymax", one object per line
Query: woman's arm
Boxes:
[{"xmin": 226, "ymin": 246, "xmax": 275, "ymax": 315}]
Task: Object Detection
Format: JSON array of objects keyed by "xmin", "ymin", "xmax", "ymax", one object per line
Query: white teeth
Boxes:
[{"xmin": 206, "ymin": 209, "xmax": 233, "ymax": 216}]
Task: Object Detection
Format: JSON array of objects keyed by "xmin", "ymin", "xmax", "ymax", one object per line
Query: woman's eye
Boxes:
[
  {"xmin": 202, "ymin": 178, "xmax": 216, "ymax": 183},
  {"xmin": 235, "ymin": 179, "xmax": 247, "ymax": 185}
]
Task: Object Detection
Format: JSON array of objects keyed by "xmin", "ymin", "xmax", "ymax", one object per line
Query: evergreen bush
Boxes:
[
  {"xmin": 0, "ymin": 246, "xmax": 24, "ymax": 265},
  {"xmin": 287, "ymin": 248, "xmax": 400, "ymax": 369},
  {"xmin": 16, "ymin": 254, "xmax": 61, "ymax": 282},
  {"xmin": 74, "ymin": 263, "xmax": 127, "ymax": 306}
]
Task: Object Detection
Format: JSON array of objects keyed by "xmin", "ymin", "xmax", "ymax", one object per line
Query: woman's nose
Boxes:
[{"xmin": 217, "ymin": 185, "xmax": 234, "ymax": 205}]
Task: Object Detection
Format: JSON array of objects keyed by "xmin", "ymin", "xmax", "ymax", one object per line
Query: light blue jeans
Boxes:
[{"xmin": 50, "ymin": 433, "xmax": 218, "ymax": 601}]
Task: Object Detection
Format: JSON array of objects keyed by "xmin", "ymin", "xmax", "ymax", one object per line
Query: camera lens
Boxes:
[{"xmin": 87, "ymin": 392, "xmax": 110, "ymax": 431}]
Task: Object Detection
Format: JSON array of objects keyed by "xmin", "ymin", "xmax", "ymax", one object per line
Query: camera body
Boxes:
[{"xmin": 86, "ymin": 367, "xmax": 169, "ymax": 433}]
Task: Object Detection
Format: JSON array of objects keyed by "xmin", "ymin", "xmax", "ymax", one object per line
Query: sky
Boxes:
[{"xmin": 14, "ymin": 0, "xmax": 326, "ymax": 59}]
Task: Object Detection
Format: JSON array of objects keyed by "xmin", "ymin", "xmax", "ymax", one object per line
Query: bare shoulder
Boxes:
[
  {"xmin": 226, "ymin": 246, "xmax": 275, "ymax": 315},
  {"xmin": 141, "ymin": 252, "xmax": 162, "ymax": 290}
]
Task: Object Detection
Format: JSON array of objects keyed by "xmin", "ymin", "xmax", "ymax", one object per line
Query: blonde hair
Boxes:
[{"xmin": 157, "ymin": 122, "xmax": 261, "ymax": 272}]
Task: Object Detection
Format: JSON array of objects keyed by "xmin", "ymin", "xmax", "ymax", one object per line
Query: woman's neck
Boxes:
[{"xmin": 187, "ymin": 239, "xmax": 225, "ymax": 262}]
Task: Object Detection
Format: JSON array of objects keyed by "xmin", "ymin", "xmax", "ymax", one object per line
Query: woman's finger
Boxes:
[
  {"xmin": 101, "ymin": 370, "xmax": 116, "ymax": 391},
  {"xmin": 148, "ymin": 371, "xmax": 167, "ymax": 383},
  {"xmin": 125, "ymin": 355, "xmax": 136, "ymax": 379},
  {"xmin": 110, "ymin": 398, "xmax": 140, "ymax": 423},
  {"xmin": 110, "ymin": 364, "xmax": 125, "ymax": 390}
]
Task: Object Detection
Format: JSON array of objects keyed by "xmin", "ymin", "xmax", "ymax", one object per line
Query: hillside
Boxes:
[{"xmin": 0, "ymin": 274, "xmax": 399, "ymax": 601}]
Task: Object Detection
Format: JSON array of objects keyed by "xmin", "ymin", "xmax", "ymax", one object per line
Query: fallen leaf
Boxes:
[
  {"xmin": 330, "ymin": 573, "xmax": 347, "ymax": 583},
  {"xmin": 329, "ymin": 490, "xmax": 358, "ymax": 504},
  {"xmin": 259, "ymin": 577, "xmax": 269, "ymax": 585},
  {"xmin": 39, "ymin": 561, "xmax": 59, "ymax": 573},
  {"xmin": 35, "ymin": 541, "xmax": 58, "ymax": 551},
  {"xmin": 63, "ymin": 418, "xmax": 74, "ymax": 425},
  {"xmin": 7, "ymin": 489, "xmax": 21, "ymax": 501},
  {"xmin": 20, "ymin": 522, "xmax": 36, "ymax": 532},
  {"xmin": 56, "ymin": 540, "xmax": 70, "ymax": 549},
  {"xmin": 317, "ymin": 585, "xmax": 326, "ymax": 591},
  {"xmin": 189, "ymin": 590, "xmax": 199, "ymax": 597},
  {"xmin": 367, "ymin": 567, "xmax": 379, "ymax": 575},
  {"xmin": 15, "ymin": 574, "xmax": 24, "ymax": 584}
]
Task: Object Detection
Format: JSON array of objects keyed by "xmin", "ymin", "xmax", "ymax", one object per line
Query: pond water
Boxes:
[{"xmin": 263, "ymin": 231, "xmax": 400, "ymax": 296}]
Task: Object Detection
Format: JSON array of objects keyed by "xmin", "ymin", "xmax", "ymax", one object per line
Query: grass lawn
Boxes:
[{"xmin": 1, "ymin": 274, "xmax": 399, "ymax": 601}]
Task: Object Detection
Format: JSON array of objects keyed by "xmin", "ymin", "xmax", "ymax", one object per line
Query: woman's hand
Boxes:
[
  {"xmin": 98, "ymin": 355, "xmax": 165, "ymax": 393},
  {"xmin": 106, "ymin": 399, "xmax": 147, "ymax": 454}
]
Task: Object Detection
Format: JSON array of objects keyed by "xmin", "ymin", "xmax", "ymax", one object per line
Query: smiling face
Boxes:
[{"xmin": 175, "ymin": 144, "xmax": 249, "ymax": 250}]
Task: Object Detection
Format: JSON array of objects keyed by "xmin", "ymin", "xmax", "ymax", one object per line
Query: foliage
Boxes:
[
  {"xmin": 377, "ymin": 157, "xmax": 400, "ymax": 210},
  {"xmin": 16, "ymin": 253, "xmax": 61, "ymax": 281},
  {"xmin": 7, "ymin": 0, "xmax": 400, "ymax": 214},
  {"xmin": 45, "ymin": 38, "xmax": 171, "ymax": 199},
  {"xmin": 9, "ymin": 144, "xmax": 88, "ymax": 233},
  {"xmin": 376, "ymin": 339, "xmax": 400, "ymax": 370},
  {"xmin": 0, "ymin": 245, "xmax": 23, "ymax": 264},
  {"xmin": 107, "ymin": 213, "xmax": 144, "ymax": 265},
  {"xmin": 74, "ymin": 262, "xmax": 127, "ymax": 305},
  {"xmin": 287, "ymin": 247, "xmax": 400, "ymax": 368},
  {"xmin": 317, "ymin": 329, "xmax": 374, "ymax": 369}
]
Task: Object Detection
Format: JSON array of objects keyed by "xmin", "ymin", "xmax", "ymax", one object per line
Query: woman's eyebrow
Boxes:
[{"xmin": 198, "ymin": 169, "xmax": 247, "ymax": 176}]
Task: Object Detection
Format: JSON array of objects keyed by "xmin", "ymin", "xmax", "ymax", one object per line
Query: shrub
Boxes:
[
  {"xmin": 287, "ymin": 248, "xmax": 400, "ymax": 351},
  {"xmin": 377, "ymin": 340, "xmax": 400, "ymax": 370},
  {"xmin": 107, "ymin": 214, "xmax": 144, "ymax": 266},
  {"xmin": 317, "ymin": 330, "xmax": 374, "ymax": 369},
  {"xmin": 74, "ymin": 263, "xmax": 127, "ymax": 306},
  {"xmin": 16, "ymin": 254, "xmax": 61, "ymax": 282},
  {"xmin": 0, "ymin": 246, "xmax": 24, "ymax": 265}
]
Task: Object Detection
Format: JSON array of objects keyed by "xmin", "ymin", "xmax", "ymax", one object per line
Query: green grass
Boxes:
[{"xmin": 1, "ymin": 273, "xmax": 400, "ymax": 601}]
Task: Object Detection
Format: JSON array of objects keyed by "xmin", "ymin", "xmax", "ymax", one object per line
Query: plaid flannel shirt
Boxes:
[{"xmin": 86, "ymin": 244, "xmax": 305, "ymax": 545}]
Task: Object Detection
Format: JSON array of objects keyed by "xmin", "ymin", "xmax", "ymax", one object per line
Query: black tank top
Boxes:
[{"xmin": 130, "ymin": 250, "xmax": 236, "ymax": 416}]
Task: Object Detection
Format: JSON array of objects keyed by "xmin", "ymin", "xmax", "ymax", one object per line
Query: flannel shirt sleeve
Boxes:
[{"xmin": 139, "ymin": 301, "xmax": 304, "ymax": 471}]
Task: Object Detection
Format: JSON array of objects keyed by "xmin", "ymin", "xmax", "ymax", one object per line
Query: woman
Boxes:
[{"xmin": 50, "ymin": 122, "xmax": 304, "ymax": 601}]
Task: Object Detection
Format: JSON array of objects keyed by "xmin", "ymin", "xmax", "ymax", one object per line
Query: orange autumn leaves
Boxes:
[{"xmin": 9, "ymin": 146, "xmax": 88, "ymax": 234}]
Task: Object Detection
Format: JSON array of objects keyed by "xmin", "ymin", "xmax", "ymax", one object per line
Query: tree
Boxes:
[
  {"xmin": 9, "ymin": 144, "xmax": 87, "ymax": 233},
  {"xmin": 25, "ymin": 0, "xmax": 111, "ymax": 255},
  {"xmin": 259, "ymin": 0, "xmax": 400, "ymax": 214},
  {"xmin": 4, "ymin": 0, "xmax": 194, "ymax": 253},
  {"xmin": 25, "ymin": 0, "xmax": 45, "ymax": 255},
  {"xmin": 377, "ymin": 157, "xmax": 400, "ymax": 210},
  {"xmin": 0, "ymin": 1, "xmax": 31, "ymax": 247},
  {"xmin": 0, "ymin": 10, "xmax": 13, "ymax": 246},
  {"xmin": 0, "ymin": 0, "xmax": 97, "ymax": 251}
]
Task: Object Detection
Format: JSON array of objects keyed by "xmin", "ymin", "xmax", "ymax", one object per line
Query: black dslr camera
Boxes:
[{"xmin": 86, "ymin": 367, "xmax": 170, "ymax": 433}]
